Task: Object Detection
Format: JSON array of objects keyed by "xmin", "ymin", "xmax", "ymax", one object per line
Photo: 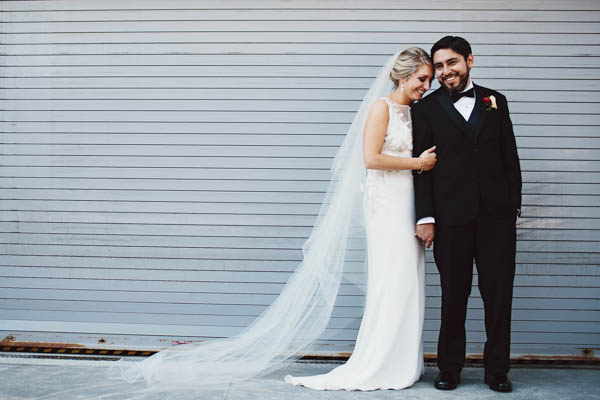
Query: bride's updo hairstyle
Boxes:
[{"xmin": 389, "ymin": 47, "xmax": 432, "ymax": 88}]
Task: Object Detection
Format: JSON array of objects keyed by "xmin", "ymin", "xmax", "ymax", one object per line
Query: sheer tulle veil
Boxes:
[{"xmin": 109, "ymin": 52, "xmax": 399, "ymax": 390}]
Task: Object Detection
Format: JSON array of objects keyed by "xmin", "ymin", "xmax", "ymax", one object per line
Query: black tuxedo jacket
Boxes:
[{"xmin": 411, "ymin": 84, "xmax": 522, "ymax": 227}]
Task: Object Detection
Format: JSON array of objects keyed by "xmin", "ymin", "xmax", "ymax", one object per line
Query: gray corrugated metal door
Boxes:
[{"xmin": 1, "ymin": 0, "xmax": 599, "ymax": 357}]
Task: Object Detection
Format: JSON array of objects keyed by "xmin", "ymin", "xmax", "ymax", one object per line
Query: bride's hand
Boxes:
[{"xmin": 419, "ymin": 146, "xmax": 437, "ymax": 171}]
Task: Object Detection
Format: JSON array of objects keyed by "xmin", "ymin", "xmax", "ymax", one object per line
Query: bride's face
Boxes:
[{"xmin": 402, "ymin": 64, "xmax": 433, "ymax": 102}]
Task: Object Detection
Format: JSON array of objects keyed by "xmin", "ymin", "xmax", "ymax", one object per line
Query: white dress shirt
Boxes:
[
  {"xmin": 453, "ymin": 80, "xmax": 475, "ymax": 121},
  {"xmin": 416, "ymin": 80, "xmax": 474, "ymax": 226}
]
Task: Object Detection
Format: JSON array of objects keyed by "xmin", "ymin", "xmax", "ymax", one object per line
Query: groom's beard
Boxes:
[{"xmin": 440, "ymin": 71, "xmax": 470, "ymax": 93}]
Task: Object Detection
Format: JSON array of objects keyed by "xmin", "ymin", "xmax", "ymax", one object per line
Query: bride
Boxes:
[
  {"xmin": 114, "ymin": 48, "xmax": 436, "ymax": 391},
  {"xmin": 286, "ymin": 47, "xmax": 435, "ymax": 390}
]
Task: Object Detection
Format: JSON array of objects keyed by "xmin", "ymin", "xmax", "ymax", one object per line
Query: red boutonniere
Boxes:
[{"xmin": 482, "ymin": 95, "xmax": 497, "ymax": 111}]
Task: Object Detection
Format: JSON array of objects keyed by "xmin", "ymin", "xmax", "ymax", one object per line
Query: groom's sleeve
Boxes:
[
  {"xmin": 411, "ymin": 103, "xmax": 435, "ymax": 221},
  {"xmin": 498, "ymin": 94, "xmax": 522, "ymax": 214}
]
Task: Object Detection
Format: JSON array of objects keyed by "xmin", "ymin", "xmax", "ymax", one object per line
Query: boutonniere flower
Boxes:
[{"xmin": 482, "ymin": 95, "xmax": 497, "ymax": 111}]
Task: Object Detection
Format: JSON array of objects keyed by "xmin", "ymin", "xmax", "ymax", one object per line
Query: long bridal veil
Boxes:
[{"xmin": 110, "ymin": 53, "xmax": 399, "ymax": 390}]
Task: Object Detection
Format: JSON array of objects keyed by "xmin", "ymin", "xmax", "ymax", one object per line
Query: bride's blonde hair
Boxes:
[{"xmin": 389, "ymin": 47, "xmax": 432, "ymax": 87}]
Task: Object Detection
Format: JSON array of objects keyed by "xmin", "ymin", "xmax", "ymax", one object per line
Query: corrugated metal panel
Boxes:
[{"xmin": 0, "ymin": 0, "xmax": 599, "ymax": 357}]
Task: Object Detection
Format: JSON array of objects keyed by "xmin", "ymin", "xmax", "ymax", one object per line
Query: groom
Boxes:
[{"xmin": 412, "ymin": 36, "xmax": 522, "ymax": 393}]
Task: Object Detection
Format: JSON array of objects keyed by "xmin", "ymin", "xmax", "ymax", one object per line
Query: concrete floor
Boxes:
[{"xmin": 1, "ymin": 353, "xmax": 598, "ymax": 400}]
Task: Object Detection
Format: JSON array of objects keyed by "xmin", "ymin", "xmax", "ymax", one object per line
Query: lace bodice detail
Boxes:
[{"xmin": 380, "ymin": 97, "xmax": 413, "ymax": 157}]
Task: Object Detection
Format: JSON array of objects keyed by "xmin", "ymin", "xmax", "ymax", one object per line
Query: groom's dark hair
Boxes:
[{"xmin": 431, "ymin": 36, "xmax": 472, "ymax": 60}]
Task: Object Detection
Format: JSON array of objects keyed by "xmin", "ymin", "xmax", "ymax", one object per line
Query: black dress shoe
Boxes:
[
  {"xmin": 434, "ymin": 372, "xmax": 460, "ymax": 390},
  {"xmin": 484, "ymin": 375, "xmax": 513, "ymax": 392}
]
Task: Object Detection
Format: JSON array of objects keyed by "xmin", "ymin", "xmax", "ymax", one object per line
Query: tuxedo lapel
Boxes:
[
  {"xmin": 469, "ymin": 84, "xmax": 489, "ymax": 142},
  {"xmin": 435, "ymin": 89, "xmax": 473, "ymax": 141}
]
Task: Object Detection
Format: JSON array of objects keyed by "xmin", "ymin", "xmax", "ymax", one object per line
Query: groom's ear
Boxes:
[{"xmin": 466, "ymin": 54, "xmax": 474, "ymax": 70}]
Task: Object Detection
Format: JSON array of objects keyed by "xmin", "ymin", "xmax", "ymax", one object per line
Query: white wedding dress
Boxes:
[{"xmin": 285, "ymin": 97, "xmax": 426, "ymax": 391}]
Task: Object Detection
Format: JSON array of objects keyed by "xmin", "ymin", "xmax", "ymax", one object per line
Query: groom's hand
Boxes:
[{"xmin": 415, "ymin": 223, "xmax": 435, "ymax": 248}]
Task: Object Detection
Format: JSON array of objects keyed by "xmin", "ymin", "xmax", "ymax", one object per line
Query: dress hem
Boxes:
[{"xmin": 284, "ymin": 374, "xmax": 421, "ymax": 391}]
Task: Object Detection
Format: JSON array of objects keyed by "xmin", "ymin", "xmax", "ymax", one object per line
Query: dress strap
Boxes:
[
  {"xmin": 381, "ymin": 97, "xmax": 396, "ymax": 115},
  {"xmin": 381, "ymin": 97, "xmax": 411, "ymax": 124},
  {"xmin": 382, "ymin": 97, "xmax": 409, "ymax": 115}
]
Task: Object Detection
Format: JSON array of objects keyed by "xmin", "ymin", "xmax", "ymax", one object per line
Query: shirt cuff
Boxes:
[{"xmin": 417, "ymin": 217, "xmax": 435, "ymax": 225}]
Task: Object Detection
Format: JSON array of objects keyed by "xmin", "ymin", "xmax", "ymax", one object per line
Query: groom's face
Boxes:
[{"xmin": 433, "ymin": 48, "xmax": 474, "ymax": 93}]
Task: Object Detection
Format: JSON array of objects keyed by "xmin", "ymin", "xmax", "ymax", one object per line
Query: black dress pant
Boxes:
[{"xmin": 433, "ymin": 203, "xmax": 516, "ymax": 377}]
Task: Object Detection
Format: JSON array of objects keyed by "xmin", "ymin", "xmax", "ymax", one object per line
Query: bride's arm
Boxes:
[{"xmin": 363, "ymin": 99, "xmax": 435, "ymax": 171}]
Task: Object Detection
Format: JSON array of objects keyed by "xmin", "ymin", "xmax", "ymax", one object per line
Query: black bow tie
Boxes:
[{"xmin": 450, "ymin": 88, "xmax": 474, "ymax": 103}]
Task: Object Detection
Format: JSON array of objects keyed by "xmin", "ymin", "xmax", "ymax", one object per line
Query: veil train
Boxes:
[{"xmin": 109, "ymin": 52, "xmax": 400, "ymax": 390}]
